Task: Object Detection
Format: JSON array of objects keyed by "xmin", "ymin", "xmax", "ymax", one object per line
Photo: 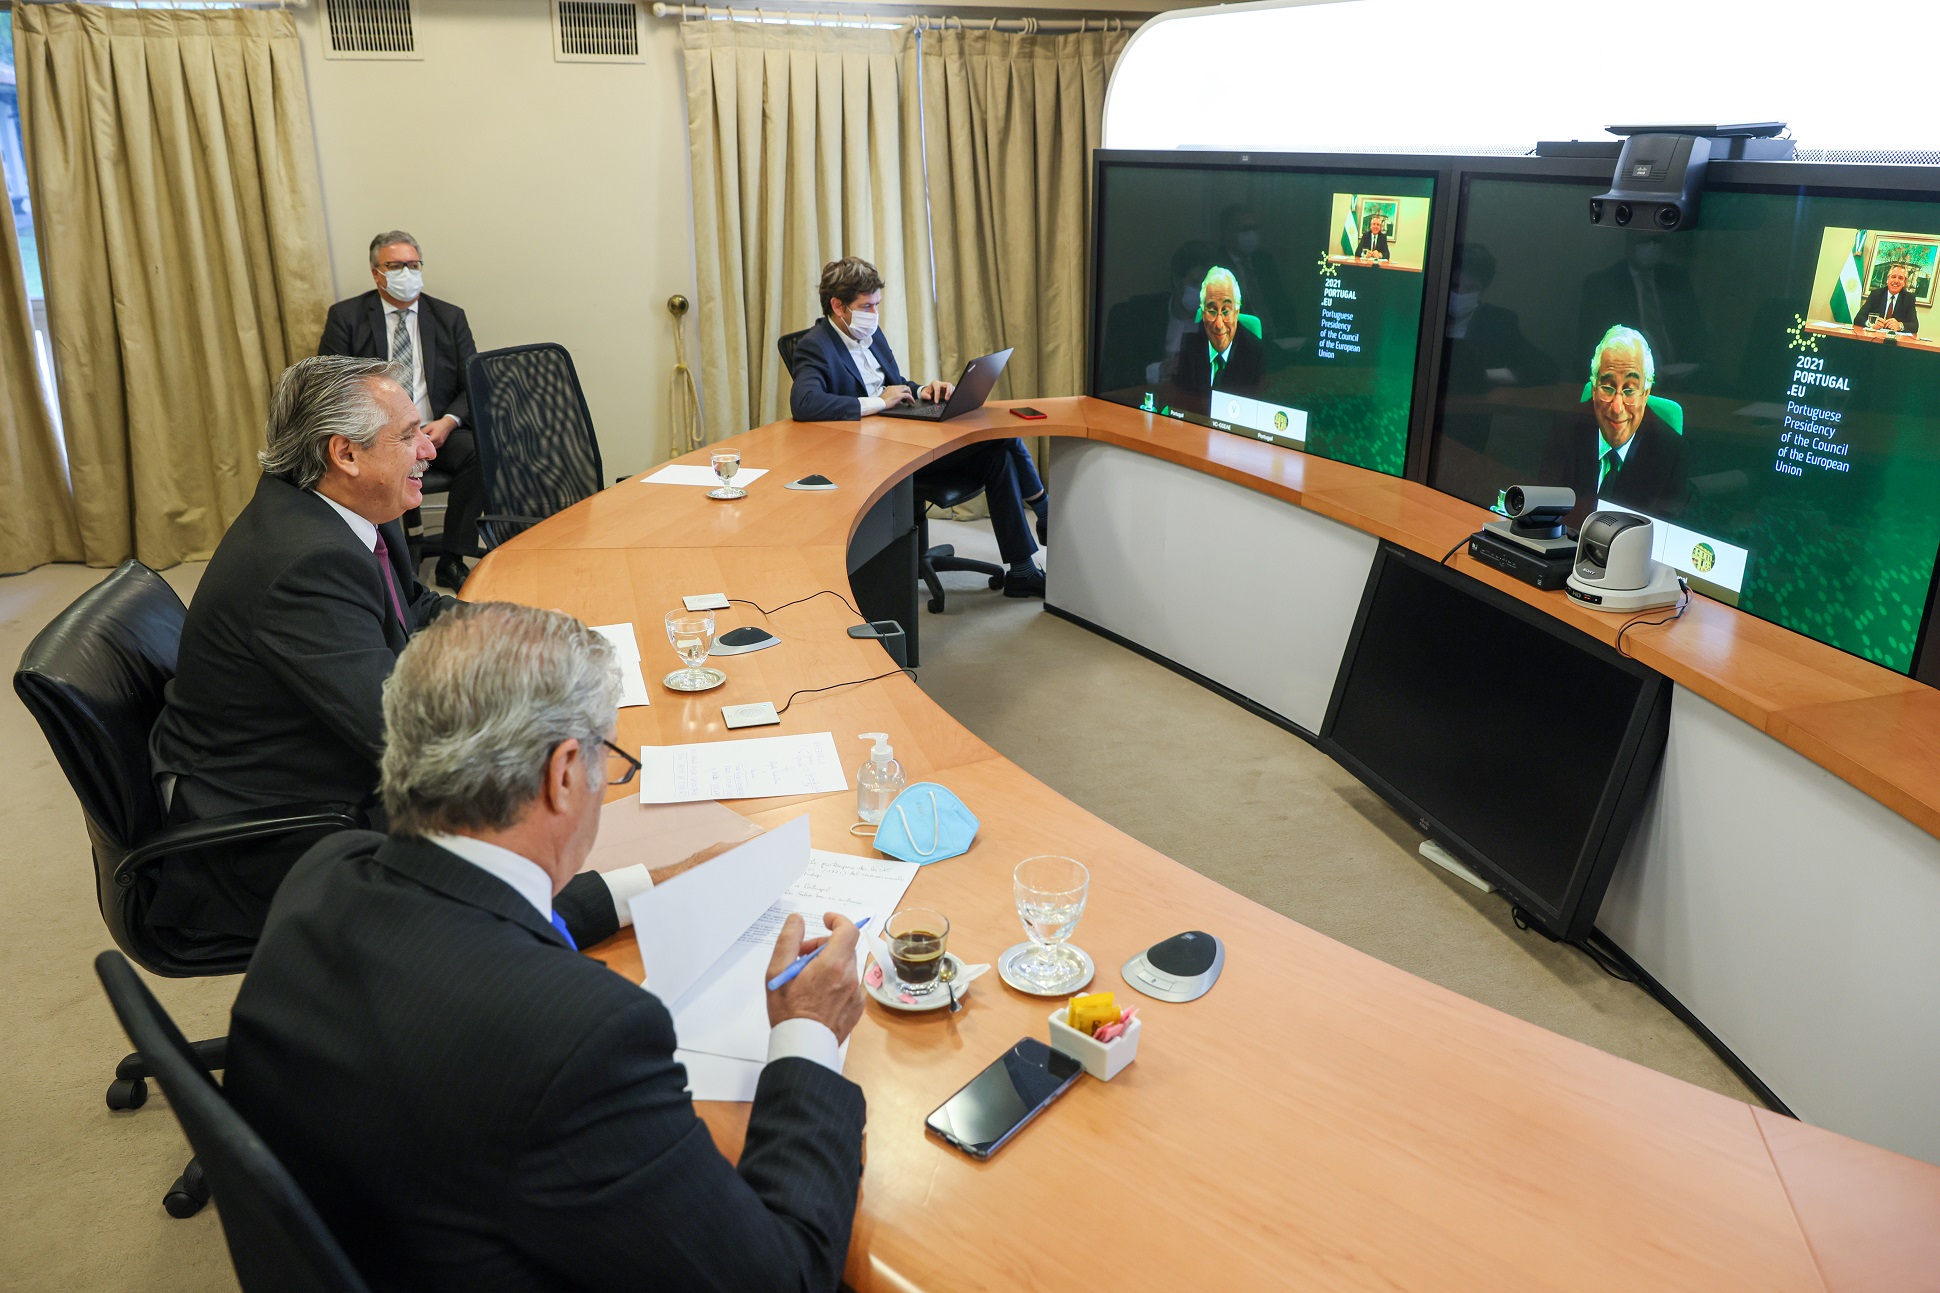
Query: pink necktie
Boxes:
[{"xmin": 371, "ymin": 530, "xmax": 408, "ymax": 630}]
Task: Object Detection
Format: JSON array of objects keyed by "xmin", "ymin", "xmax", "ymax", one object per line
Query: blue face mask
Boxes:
[{"xmin": 869, "ymin": 782, "xmax": 979, "ymax": 865}]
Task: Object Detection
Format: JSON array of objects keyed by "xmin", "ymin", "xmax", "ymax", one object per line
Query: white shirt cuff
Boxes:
[
  {"xmin": 767, "ymin": 1017, "xmax": 844, "ymax": 1075},
  {"xmin": 603, "ymin": 864, "xmax": 653, "ymax": 928},
  {"xmin": 858, "ymin": 396, "xmax": 886, "ymax": 417}
]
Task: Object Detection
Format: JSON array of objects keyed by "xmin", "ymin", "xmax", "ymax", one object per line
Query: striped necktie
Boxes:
[{"xmin": 391, "ymin": 308, "xmax": 414, "ymax": 379}]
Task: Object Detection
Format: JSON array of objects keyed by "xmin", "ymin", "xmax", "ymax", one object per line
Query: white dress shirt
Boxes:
[
  {"xmin": 383, "ymin": 299, "xmax": 438, "ymax": 426},
  {"xmin": 427, "ymin": 833, "xmax": 840, "ymax": 1075},
  {"xmin": 313, "ymin": 489, "xmax": 379, "ymax": 552},
  {"xmin": 833, "ymin": 321, "xmax": 889, "ymax": 416}
]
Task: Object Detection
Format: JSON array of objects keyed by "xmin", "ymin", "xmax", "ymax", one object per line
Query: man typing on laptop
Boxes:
[{"xmin": 789, "ymin": 257, "xmax": 1046, "ymax": 597}]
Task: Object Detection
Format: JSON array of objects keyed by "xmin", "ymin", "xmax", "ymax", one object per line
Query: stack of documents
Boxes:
[
  {"xmin": 627, "ymin": 815, "xmax": 919, "ymax": 1102},
  {"xmin": 589, "ymin": 623, "xmax": 652, "ymax": 707},
  {"xmin": 636, "ymin": 732, "xmax": 847, "ymax": 804}
]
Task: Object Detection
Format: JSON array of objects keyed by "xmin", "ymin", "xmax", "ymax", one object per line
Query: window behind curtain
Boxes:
[{"xmin": 0, "ymin": 9, "xmax": 61, "ymax": 436}]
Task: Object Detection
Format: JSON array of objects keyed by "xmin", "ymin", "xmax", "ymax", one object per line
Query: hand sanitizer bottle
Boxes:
[{"xmin": 856, "ymin": 732, "xmax": 905, "ymax": 825}]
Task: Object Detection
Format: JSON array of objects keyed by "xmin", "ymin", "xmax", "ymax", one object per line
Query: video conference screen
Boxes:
[
  {"xmin": 1091, "ymin": 162, "xmax": 1435, "ymax": 477},
  {"xmin": 1431, "ymin": 177, "xmax": 1940, "ymax": 674}
]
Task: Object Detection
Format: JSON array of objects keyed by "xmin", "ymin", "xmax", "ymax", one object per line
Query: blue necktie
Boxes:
[{"xmin": 549, "ymin": 909, "xmax": 577, "ymax": 951}]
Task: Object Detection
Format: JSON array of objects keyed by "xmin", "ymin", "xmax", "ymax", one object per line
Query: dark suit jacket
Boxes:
[
  {"xmin": 320, "ymin": 291, "xmax": 478, "ymax": 424},
  {"xmin": 1576, "ymin": 260, "xmax": 1710, "ymax": 371},
  {"xmin": 147, "ymin": 474, "xmax": 450, "ymax": 934},
  {"xmin": 1857, "ymin": 285, "xmax": 1921, "ymax": 335},
  {"xmin": 1355, "ymin": 230, "xmax": 1392, "ymax": 260},
  {"xmin": 1543, "ymin": 404, "xmax": 1687, "ymax": 527},
  {"xmin": 787, "ymin": 317, "xmax": 908, "ymax": 421},
  {"xmin": 225, "ymin": 832, "xmax": 867, "ymax": 1293},
  {"xmin": 1173, "ymin": 322, "xmax": 1266, "ymax": 395}
]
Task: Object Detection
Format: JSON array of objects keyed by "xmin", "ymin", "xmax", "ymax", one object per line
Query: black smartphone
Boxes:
[{"xmin": 925, "ymin": 1038, "xmax": 1084, "ymax": 1160}]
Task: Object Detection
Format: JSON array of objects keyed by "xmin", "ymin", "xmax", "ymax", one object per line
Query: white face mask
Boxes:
[
  {"xmin": 1234, "ymin": 231, "xmax": 1262, "ymax": 255},
  {"xmin": 1449, "ymin": 289, "xmax": 1481, "ymax": 318},
  {"xmin": 845, "ymin": 308, "xmax": 879, "ymax": 343},
  {"xmin": 384, "ymin": 266, "xmax": 423, "ymax": 303}
]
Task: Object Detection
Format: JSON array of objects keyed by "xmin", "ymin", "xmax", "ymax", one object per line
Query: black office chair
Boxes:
[
  {"xmin": 14, "ymin": 561, "xmax": 355, "ymax": 1216},
  {"xmin": 401, "ymin": 465, "xmax": 457, "ymax": 568},
  {"xmin": 465, "ymin": 343, "xmax": 607, "ymax": 550},
  {"xmin": 95, "ymin": 951, "xmax": 374, "ymax": 1292},
  {"xmin": 776, "ymin": 328, "xmax": 1003, "ymax": 613}
]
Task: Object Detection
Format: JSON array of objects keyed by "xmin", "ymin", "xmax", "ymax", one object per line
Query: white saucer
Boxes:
[
  {"xmin": 865, "ymin": 953, "xmax": 979, "ymax": 1012},
  {"xmin": 997, "ymin": 942, "xmax": 1095, "ymax": 996},
  {"xmin": 663, "ymin": 667, "xmax": 727, "ymax": 692}
]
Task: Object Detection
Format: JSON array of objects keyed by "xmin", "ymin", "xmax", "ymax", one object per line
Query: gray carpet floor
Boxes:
[{"xmin": 0, "ymin": 528, "xmax": 1752, "ymax": 1290}]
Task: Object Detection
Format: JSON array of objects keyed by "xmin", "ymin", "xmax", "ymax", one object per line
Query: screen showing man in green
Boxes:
[
  {"xmin": 1433, "ymin": 179, "xmax": 1940, "ymax": 675},
  {"xmin": 1091, "ymin": 162, "xmax": 1434, "ymax": 477}
]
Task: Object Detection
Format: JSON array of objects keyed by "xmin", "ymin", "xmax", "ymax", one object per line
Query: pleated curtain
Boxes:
[
  {"xmin": 0, "ymin": 161, "xmax": 81, "ymax": 574},
  {"xmin": 681, "ymin": 20, "xmax": 938, "ymax": 443},
  {"xmin": 15, "ymin": 4, "xmax": 330, "ymax": 567}
]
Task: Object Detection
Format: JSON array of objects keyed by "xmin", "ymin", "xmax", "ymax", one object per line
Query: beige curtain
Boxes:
[
  {"xmin": 16, "ymin": 5, "xmax": 330, "ymax": 567},
  {"xmin": 682, "ymin": 20, "xmax": 938, "ymax": 444},
  {"xmin": 922, "ymin": 26, "xmax": 1128, "ymax": 401},
  {"xmin": 0, "ymin": 166, "xmax": 82, "ymax": 574}
]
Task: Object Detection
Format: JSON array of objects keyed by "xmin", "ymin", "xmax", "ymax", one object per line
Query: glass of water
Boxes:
[
  {"xmin": 708, "ymin": 450, "xmax": 746, "ymax": 499},
  {"xmin": 663, "ymin": 609, "xmax": 721, "ymax": 690},
  {"xmin": 1012, "ymin": 855, "xmax": 1090, "ymax": 990}
]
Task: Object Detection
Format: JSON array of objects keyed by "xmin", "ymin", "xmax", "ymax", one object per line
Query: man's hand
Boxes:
[
  {"xmin": 879, "ymin": 384, "xmax": 915, "ymax": 408},
  {"xmin": 426, "ymin": 414, "xmax": 459, "ymax": 447},
  {"xmin": 1886, "ymin": 317, "xmax": 1905, "ymax": 332},
  {"xmin": 766, "ymin": 911, "xmax": 865, "ymax": 1042},
  {"xmin": 920, "ymin": 380, "xmax": 955, "ymax": 404}
]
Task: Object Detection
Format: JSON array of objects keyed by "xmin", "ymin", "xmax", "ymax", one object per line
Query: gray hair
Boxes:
[
  {"xmin": 381, "ymin": 602, "xmax": 622, "ymax": 837},
  {"xmin": 257, "ymin": 355, "xmax": 410, "ymax": 490},
  {"xmin": 369, "ymin": 230, "xmax": 421, "ymax": 267},
  {"xmin": 1200, "ymin": 266, "xmax": 1243, "ymax": 313},
  {"xmin": 1588, "ymin": 324, "xmax": 1655, "ymax": 388}
]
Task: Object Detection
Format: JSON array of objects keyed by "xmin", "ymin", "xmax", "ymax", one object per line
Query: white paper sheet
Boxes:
[
  {"xmin": 590, "ymin": 623, "xmax": 651, "ymax": 707},
  {"xmin": 627, "ymin": 815, "xmax": 812, "ymax": 1004},
  {"xmin": 642, "ymin": 464, "xmax": 769, "ymax": 488},
  {"xmin": 677, "ymin": 1035, "xmax": 853, "ymax": 1104},
  {"xmin": 668, "ymin": 850, "xmax": 920, "ymax": 1065},
  {"xmin": 636, "ymin": 732, "xmax": 847, "ymax": 804}
]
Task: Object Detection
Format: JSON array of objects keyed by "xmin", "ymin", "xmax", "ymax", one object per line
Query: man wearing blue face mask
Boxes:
[{"xmin": 320, "ymin": 231, "xmax": 482, "ymax": 591}]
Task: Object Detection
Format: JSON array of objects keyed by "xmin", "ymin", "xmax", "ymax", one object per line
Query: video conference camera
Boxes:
[
  {"xmin": 1589, "ymin": 123, "xmax": 1789, "ymax": 233},
  {"xmin": 1501, "ymin": 485, "xmax": 1574, "ymax": 541}
]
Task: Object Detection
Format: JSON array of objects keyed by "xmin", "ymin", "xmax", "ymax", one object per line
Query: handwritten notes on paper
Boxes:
[{"xmin": 636, "ymin": 732, "xmax": 847, "ymax": 804}]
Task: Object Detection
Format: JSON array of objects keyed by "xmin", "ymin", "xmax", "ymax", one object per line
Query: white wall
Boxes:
[{"xmin": 293, "ymin": 0, "xmax": 698, "ymax": 477}]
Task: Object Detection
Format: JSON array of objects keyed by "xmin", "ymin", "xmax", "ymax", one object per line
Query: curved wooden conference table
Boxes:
[{"xmin": 466, "ymin": 398, "xmax": 1940, "ymax": 1293}]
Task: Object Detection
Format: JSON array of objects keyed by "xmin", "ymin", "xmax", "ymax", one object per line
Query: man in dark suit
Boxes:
[
  {"xmin": 1576, "ymin": 233, "xmax": 1711, "ymax": 385},
  {"xmin": 1173, "ymin": 267, "xmax": 1266, "ymax": 397},
  {"xmin": 148, "ymin": 357, "xmax": 630, "ymax": 946},
  {"xmin": 789, "ymin": 256, "xmax": 1046, "ymax": 595},
  {"xmin": 1857, "ymin": 261, "xmax": 1921, "ymax": 335},
  {"xmin": 319, "ymin": 230, "xmax": 481, "ymax": 591},
  {"xmin": 1097, "ymin": 239, "xmax": 1216, "ymax": 393},
  {"xmin": 1543, "ymin": 325, "xmax": 1687, "ymax": 526},
  {"xmin": 225, "ymin": 602, "xmax": 868, "ymax": 1292},
  {"xmin": 1354, "ymin": 213, "xmax": 1392, "ymax": 262}
]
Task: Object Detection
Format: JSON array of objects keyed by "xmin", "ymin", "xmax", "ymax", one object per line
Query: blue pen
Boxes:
[{"xmin": 767, "ymin": 917, "xmax": 870, "ymax": 992}]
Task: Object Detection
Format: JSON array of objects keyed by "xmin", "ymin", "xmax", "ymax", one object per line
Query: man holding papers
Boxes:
[{"xmin": 225, "ymin": 603, "xmax": 868, "ymax": 1292}]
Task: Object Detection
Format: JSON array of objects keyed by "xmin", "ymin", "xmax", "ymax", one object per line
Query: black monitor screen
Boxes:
[
  {"xmin": 1091, "ymin": 160, "xmax": 1435, "ymax": 476},
  {"xmin": 1431, "ymin": 175, "xmax": 1940, "ymax": 675}
]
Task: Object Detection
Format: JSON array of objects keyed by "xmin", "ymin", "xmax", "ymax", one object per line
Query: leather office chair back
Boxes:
[
  {"xmin": 777, "ymin": 328, "xmax": 810, "ymax": 377},
  {"xmin": 94, "ymin": 951, "xmax": 374, "ymax": 1293},
  {"xmin": 14, "ymin": 562, "xmax": 188, "ymax": 962},
  {"xmin": 466, "ymin": 343, "xmax": 606, "ymax": 549}
]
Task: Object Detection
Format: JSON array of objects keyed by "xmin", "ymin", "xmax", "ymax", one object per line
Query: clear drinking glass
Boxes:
[
  {"xmin": 708, "ymin": 450, "xmax": 746, "ymax": 499},
  {"xmin": 1012, "ymin": 855, "xmax": 1089, "ymax": 989},
  {"xmin": 663, "ymin": 609, "xmax": 718, "ymax": 689},
  {"xmin": 885, "ymin": 908, "xmax": 950, "ymax": 997}
]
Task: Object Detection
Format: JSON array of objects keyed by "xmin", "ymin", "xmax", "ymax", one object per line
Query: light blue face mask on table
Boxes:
[{"xmin": 869, "ymin": 782, "xmax": 979, "ymax": 865}]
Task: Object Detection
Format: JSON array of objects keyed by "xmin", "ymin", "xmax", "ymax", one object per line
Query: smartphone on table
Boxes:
[{"xmin": 925, "ymin": 1038, "xmax": 1084, "ymax": 1160}]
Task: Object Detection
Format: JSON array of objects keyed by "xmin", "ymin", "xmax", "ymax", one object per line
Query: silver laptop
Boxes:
[{"xmin": 877, "ymin": 348, "xmax": 1013, "ymax": 421}]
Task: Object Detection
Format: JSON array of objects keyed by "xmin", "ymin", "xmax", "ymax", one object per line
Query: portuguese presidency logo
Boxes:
[
  {"xmin": 1690, "ymin": 542, "xmax": 1717, "ymax": 574},
  {"xmin": 1273, "ymin": 411, "xmax": 1290, "ymax": 433}
]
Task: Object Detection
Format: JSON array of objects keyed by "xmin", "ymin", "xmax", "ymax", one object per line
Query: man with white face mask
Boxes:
[{"xmin": 320, "ymin": 231, "xmax": 482, "ymax": 592}]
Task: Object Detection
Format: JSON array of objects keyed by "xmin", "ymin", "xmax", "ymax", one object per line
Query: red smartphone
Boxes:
[{"xmin": 1011, "ymin": 407, "xmax": 1047, "ymax": 420}]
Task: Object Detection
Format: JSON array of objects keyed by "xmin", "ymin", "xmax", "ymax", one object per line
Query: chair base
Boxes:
[
  {"xmin": 921, "ymin": 545, "xmax": 1005, "ymax": 614},
  {"xmin": 110, "ymin": 1036, "xmax": 227, "ymax": 1110}
]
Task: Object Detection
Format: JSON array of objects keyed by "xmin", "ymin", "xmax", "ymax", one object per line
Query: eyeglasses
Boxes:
[
  {"xmin": 601, "ymin": 739, "xmax": 640, "ymax": 787},
  {"xmin": 378, "ymin": 260, "xmax": 424, "ymax": 273},
  {"xmin": 1593, "ymin": 378, "xmax": 1645, "ymax": 400},
  {"xmin": 1201, "ymin": 302, "xmax": 1239, "ymax": 320}
]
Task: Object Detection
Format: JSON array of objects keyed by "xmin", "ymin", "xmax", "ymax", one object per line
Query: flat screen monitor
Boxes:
[
  {"xmin": 1321, "ymin": 544, "xmax": 1672, "ymax": 941},
  {"xmin": 1090, "ymin": 156, "xmax": 1436, "ymax": 477},
  {"xmin": 1430, "ymin": 173, "xmax": 1940, "ymax": 675}
]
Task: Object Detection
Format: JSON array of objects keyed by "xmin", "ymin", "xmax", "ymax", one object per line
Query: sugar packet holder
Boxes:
[{"xmin": 1047, "ymin": 1006, "xmax": 1141, "ymax": 1081}]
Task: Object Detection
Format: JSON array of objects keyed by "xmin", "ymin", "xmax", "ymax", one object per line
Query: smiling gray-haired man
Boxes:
[{"xmin": 148, "ymin": 356, "xmax": 639, "ymax": 947}]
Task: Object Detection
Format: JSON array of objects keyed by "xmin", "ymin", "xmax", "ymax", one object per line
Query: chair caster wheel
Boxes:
[
  {"xmin": 163, "ymin": 1186, "xmax": 206, "ymax": 1219},
  {"xmin": 107, "ymin": 1077, "xmax": 148, "ymax": 1111},
  {"xmin": 927, "ymin": 597, "xmax": 945, "ymax": 614},
  {"xmin": 986, "ymin": 575, "xmax": 1004, "ymax": 590},
  {"xmin": 164, "ymin": 1160, "xmax": 210, "ymax": 1218}
]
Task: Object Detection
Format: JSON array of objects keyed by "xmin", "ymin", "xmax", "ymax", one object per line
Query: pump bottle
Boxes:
[{"xmin": 856, "ymin": 732, "xmax": 906, "ymax": 824}]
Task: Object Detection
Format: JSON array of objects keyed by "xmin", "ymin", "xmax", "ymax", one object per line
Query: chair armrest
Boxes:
[
  {"xmin": 479, "ymin": 513, "xmax": 550, "ymax": 527},
  {"xmin": 115, "ymin": 804, "xmax": 359, "ymax": 888}
]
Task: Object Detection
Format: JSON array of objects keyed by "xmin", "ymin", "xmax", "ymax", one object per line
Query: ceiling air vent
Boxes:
[
  {"xmin": 553, "ymin": 0, "xmax": 644, "ymax": 64},
  {"xmin": 322, "ymin": 0, "xmax": 421, "ymax": 61}
]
